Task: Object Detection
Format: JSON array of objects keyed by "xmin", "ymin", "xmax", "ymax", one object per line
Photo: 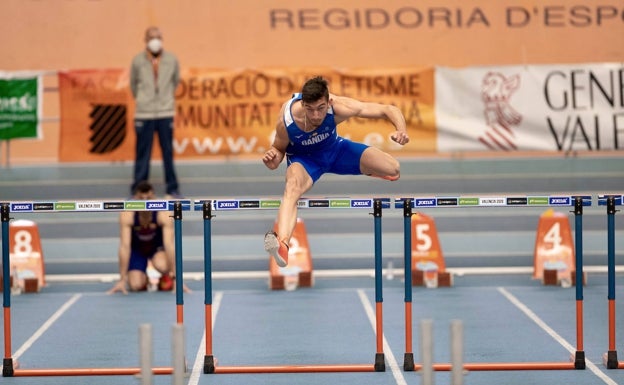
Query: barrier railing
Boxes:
[
  {"xmin": 397, "ymin": 195, "xmax": 591, "ymax": 371},
  {"xmin": 3, "ymin": 193, "xmax": 624, "ymax": 378},
  {"xmin": 0, "ymin": 201, "xmax": 189, "ymax": 377},
  {"xmin": 200, "ymin": 198, "xmax": 388, "ymax": 374}
]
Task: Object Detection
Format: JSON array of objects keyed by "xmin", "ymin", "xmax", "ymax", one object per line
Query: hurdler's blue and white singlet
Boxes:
[{"xmin": 283, "ymin": 93, "xmax": 368, "ymax": 182}]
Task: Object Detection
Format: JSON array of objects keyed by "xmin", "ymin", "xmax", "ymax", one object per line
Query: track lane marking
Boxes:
[
  {"xmin": 357, "ymin": 289, "xmax": 408, "ymax": 385},
  {"xmin": 498, "ymin": 287, "xmax": 618, "ymax": 385},
  {"xmin": 12, "ymin": 293, "xmax": 82, "ymax": 361},
  {"xmin": 188, "ymin": 291, "xmax": 223, "ymax": 385}
]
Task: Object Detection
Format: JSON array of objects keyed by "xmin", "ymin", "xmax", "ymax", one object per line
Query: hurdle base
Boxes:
[
  {"xmin": 203, "ymin": 355, "xmax": 215, "ymax": 373},
  {"xmin": 572, "ymin": 351, "xmax": 586, "ymax": 369},
  {"xmin": 374, "ymin": 353, "xmax": 385, "ymax": 372},
  {"xmin": 2, "ymin": 359, "xmax": 14, "ymax": 377},
  {"xmin": 403, "ymin": 353, "xmax": 414, "ymax": 371},
  {"xmin": 603, "ymin": 351, "xmax": 618, "ymax": 369},
  {"xmin": 413, "ymin": 361, "xmax": 577, "ymax": 371}
]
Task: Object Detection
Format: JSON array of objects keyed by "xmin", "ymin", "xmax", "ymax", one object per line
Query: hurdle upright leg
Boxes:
[
  {"xmin": 572, "ymin": 196, "xmax": 586, "ymax": 369},
  {"xmin": 373, "ymin": 198, "xmax": 386, "ymax": 372},
  {"xmin": 402, "ymin": 198, "xmax": 415, "ymax": 371},
  {"xmin": 1, "ymin": 203, "xmax": 14, "ymax": 377},
  {"xmin": 173, "ymin": 202, "xmax": 184, "ymax": 324},
  {"xmin": 603, "ymin": 195, "xmax": 619, "ymax": 368},
  {"xmin": 202, "ymin": 201, "xmax": 216, "ymax": 374}
]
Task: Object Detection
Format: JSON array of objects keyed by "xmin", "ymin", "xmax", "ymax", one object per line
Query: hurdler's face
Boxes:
[{"xmin": 302, "ymin": 98, "xmax": 330, "ymax": 127}]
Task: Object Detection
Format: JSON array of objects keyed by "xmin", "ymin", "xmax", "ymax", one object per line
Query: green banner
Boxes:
[{"xmin": 0, "ymin": 76, "xmax": 41, "ymax": 140}]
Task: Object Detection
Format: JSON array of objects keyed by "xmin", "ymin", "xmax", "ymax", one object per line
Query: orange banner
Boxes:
[{"xmin": 59, "ymin": 67, "xmax": 435, "ymax": 162}]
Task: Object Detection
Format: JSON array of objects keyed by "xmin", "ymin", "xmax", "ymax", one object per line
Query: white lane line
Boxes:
[
  {"xmin": 13, "ymin": 293, "xmax": 82, "ymax": 360},
  {"xmin": 498, "ymin": 287, "xmax": 618, "ymax": 385},
  {"xmin": 357, "ymin": 289, "xmax": 408, "ymax": 385},
  {"xmin": 187, "ymin": 291, "xmax": 223, "ymax": 385}
]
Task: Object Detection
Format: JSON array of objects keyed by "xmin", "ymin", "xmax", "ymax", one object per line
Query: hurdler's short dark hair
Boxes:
[{"xmin": 301, "ymin": 76, "xmax": 329, "ymax": 104}]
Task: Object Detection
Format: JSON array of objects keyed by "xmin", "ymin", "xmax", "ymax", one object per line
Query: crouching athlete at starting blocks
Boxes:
[{"xmin": 108, "ymin": 181, "xmax": 189, "ymax": 294}]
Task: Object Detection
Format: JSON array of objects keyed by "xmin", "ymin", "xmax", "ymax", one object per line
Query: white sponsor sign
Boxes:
[{"xmin": 435, "ymin": 63, "xmax": 624, "ymax": 152}]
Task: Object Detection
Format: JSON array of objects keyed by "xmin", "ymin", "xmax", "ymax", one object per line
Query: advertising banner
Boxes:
[
  {"xmin": 175, "ymin": 67, "xmax": 435, "ymax": 157},
  {"xmin": 59, "ymin": 67, "xmax": 435, "ymax": 161},
  {"xmin": 0, "ymin": 72, "xmax": 42, "ymax": 140},
  {"xmin": 59, "ymin": 62, "xmax": 624, "ymax": 161},
  {"xmin": 436, "ymin": 63, "xmax": 624, "ymax": 152},
  {"xmin": 58, "ymin": 69, "xmax": 134, "ymax": 162}
]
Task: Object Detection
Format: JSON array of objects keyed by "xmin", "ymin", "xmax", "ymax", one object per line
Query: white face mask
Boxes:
[{"xmin": 147, "ymin": 38, "xmax": 162, "ymax": 54}]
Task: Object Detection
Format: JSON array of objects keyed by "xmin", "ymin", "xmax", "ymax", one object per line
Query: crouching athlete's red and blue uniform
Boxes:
[{"xmin": 128, "ymin": 212, "xmax": 164, "ymax": 273}]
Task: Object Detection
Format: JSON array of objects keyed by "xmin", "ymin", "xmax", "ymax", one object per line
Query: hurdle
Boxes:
[
  {"xmin": 199, "ymin": 197, "xmax": 389, "ymax": 374},
  {"xmin": 398, "ymin": 195, "xmax": 589, "ymax": 372},
  {"xmin": 0, "ymin": 200, "xmax": 190, "ymax": 377},
  {"xmin": 599, "ymin": 194, "xmax": 623, "ymax": 369}
]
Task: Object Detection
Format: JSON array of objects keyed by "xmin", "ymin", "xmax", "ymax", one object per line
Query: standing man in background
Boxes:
[{"xmin": 129, "ymin": 26, "xmax": 182, "ymax": 198}]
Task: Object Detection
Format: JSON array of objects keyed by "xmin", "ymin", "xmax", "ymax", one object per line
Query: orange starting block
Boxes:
[
  {"xmin": 269, "ymin": 218, "xmax": 313, "ymax": 291},
  {"xmin": 410, "ymin": 213, "xmax": 452, "ymax": 288},
  {"xmin": 533, "ymin": 209, "xmax": 577, "ymax": 287},
  {"xmin": 1, "ymin": 220, "xmax": 46, "ymax": 293}
]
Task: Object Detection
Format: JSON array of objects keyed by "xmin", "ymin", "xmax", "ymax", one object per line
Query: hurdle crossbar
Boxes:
[
  {"xmin": 202, "ymin": 198, "xmax": 387, "ymax": 374},
  {"xmin": 0, "ymin": 201, "xmax": 188, "ymax": 377},
  {"xmin": 401, "ymin": 196, "xmax": 589, "ymax": 372},
  {"xmin": 394, "ymin": 194, "xmax": 592, "ymax": 209},
  {"xmin": 194, "ymin": 197, "xmax": 392, "ymax": 211},
  {"xmin": 3, "ymin": 194, "xmax": 592, "ymax": 214}
]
